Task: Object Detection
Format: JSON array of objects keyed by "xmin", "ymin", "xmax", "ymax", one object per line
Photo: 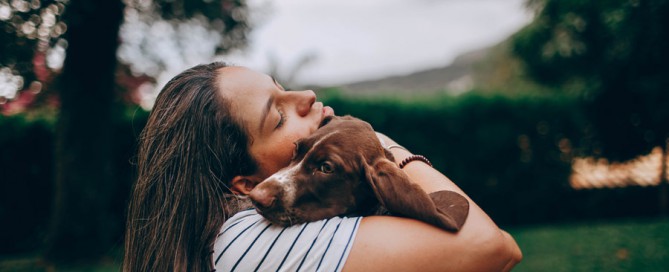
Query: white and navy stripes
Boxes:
[{"xmin": 213, "ymin": 209, "xmax": 361, "ymax": 272}]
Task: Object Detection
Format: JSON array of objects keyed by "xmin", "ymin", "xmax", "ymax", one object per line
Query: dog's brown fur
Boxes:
[{"xmin": 249, "ymin": 116, "xmax": 469, "ymax": 232}]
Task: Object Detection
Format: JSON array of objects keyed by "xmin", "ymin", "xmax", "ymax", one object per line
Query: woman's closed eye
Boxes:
[{"xmin": 276, "ymin": 109, "xmax": 286, "ymax": 129}]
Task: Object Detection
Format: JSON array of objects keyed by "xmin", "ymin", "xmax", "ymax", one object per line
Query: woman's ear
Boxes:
[{"xmin": 230, "ymin": 176, "xmax": 261, "ymax": 195}]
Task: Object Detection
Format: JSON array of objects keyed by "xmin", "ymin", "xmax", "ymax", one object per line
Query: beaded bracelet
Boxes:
[{"xmin": 398, "ymin": 155, "xmax": 433, "ymax": 169}]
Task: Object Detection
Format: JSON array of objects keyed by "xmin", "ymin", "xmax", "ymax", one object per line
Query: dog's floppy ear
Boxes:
[{"xmin": 365, "ymin": 159, "xmax": 469, "ymax": 232}]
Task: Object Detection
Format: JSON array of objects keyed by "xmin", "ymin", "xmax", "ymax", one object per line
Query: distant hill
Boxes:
[
  {"xmin": 330, "ymin": 47, "xmax": 488, "ymax": 98},
  {"xmin": 322, "ymin": 35, "xmax": 549, "ymax": 98}
]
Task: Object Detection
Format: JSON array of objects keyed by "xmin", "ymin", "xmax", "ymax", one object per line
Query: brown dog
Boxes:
[{"xmin": 249, "ymin": 116, "xmax": 469, "ymax": 232}]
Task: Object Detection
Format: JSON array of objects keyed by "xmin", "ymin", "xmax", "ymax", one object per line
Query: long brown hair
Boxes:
[{"xmin": 123, "ymin": 62, "xmax": 256, "ymax": 271}]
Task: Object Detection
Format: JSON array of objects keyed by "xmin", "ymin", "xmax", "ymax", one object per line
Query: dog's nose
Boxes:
[{"xmin": 249, "ymin": 181, "xmax": 281, "ymax": 209}]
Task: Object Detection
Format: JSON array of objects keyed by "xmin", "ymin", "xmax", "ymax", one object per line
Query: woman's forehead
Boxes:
[
  {"xmin": 217, "ymin": 66, "xmax": 273, "ymax": 93},
  {"xmin": 216, "ymin": 66, "xmax": 277, "ymax": 137}
]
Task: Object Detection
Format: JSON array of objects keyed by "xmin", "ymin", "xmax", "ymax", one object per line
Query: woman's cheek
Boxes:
[
  {"xmin": 285, "ymin": 125, "xmax": 309, "ymax": 142},
  {"xmin": 277, "ymin": 135, "xmax": 298, "ymax": 162}
]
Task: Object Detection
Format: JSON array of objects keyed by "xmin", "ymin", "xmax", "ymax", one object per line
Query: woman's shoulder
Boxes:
[
  {"xmin": 221, "ymin": 208, "xmax": 259, "ymax": 229},
  {"xmin": 213, "ymin": 209, "xmax": 362, "ymax": 272}
]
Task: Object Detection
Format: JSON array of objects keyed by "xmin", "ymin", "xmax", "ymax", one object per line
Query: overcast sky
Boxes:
[{"xmin": 220, "ymin": 0, "xmax": 533, "ymax": 86}]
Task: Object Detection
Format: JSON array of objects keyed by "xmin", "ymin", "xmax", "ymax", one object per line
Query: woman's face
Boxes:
[{"xmin": 218, "ymin": 66, "xmax": 335, "ymax": 180}]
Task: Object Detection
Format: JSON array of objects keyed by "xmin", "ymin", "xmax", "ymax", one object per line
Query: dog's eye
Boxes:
[{"xmin": 319, "ymin": 162, "xmax": 334, "ymax": 173}]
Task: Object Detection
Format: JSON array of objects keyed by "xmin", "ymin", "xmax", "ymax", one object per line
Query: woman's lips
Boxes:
[{"xmin": 323, "ymin": 105, "xmax": 334, "ymax": 117}]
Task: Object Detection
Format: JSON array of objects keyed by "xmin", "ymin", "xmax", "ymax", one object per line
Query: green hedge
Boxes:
[
  {"xmin": 1, "ymin": 93, "xmax": 663, "ymax": 254},
  {"xmin": 0, "ymin": 109, "xmax": 148, "ymax": 255},
  {"xmin": 324, "ymin": 92, "xmax": 663, "ymax": 225},
  {"xmin": 0, "ymin": 115, "xmax": 55, "ymax": 254}
]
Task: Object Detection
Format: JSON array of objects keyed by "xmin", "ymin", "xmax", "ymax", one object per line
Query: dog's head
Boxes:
[
  {"xmin": 248, "ymin": 115, "xmax": 385, "ymax": 226},
  {"xmin": 249, "ymin": 115, "xmax": 469, "ymax": 231}
]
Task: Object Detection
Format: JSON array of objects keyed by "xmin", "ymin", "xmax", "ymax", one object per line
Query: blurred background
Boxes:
[{"xmin": 1, "ymin": 0, "xmax": 668, "ymax": 271}]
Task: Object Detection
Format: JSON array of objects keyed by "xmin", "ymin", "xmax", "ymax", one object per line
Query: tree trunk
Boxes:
[{"xmin": 44, "ymin": 0, "xmax": 124, "ymax": 262}]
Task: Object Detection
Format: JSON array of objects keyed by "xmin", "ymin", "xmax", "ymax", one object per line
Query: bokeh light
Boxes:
[
  {"xmin": 0, "ymin": 0, "xmax": 67, "ymax": 102},
  {"xmin": 116, "ymin": 0, "xmax": 250, "ymax": 109},
  {"xmin": 0, "ymin": 67, "xmax": 24, "ymax": 102},
  {"xmin": 571, "ymin": 146, "xmax": 667, "ymax": 189}
]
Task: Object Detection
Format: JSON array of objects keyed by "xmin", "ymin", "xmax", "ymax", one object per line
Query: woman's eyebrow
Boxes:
[{"xmin": 259, "ymin": 94, "xmax": 275, "ymax": 133}]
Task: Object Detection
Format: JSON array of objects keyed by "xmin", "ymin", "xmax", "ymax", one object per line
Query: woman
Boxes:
[{"xmin": 123, "ymin": 62, "xmax": 522, "ymax": 271}]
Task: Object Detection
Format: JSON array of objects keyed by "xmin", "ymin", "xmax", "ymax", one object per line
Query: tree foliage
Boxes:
[
  {"xmin": 513, "ymin": 0, "xmax": 669, "ymax": 160},
  {"xmin": 0, "ymin": 0, "xmax": 251, "ymax": 105},
  {"xmin": 0, "ymin": 0, "xmax": 67, "ymax": 104},
  {"xmin": 1, "ymin": 0, "xmax": 252, "ymax": 263}
]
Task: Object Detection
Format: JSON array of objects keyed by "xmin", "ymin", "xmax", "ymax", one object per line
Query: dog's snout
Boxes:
[{"xmin": 249, "ymin": 181, "xmax": 282, "ymax": 209}]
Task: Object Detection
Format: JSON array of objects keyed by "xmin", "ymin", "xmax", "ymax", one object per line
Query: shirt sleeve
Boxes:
[{"xmin": 213, "ymin": 209, "xmax": 362, "ymax": 272}]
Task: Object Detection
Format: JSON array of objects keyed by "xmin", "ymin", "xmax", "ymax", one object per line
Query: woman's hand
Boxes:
[
  {"xmin": 375, "ymin": 131, "xmax": 453, "ymax": 194},
  {"xmin": 374, "ymin": 131, "xmax": 397, "ymax": 148},
  {"xmin": 375, "ymin": 131, "xmax": 411, "ymax": 163}
]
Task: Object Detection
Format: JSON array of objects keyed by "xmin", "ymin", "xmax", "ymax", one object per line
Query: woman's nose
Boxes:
[{"xmin": 294, "ymin": 90, "xmax": 316, "ymax": 117}]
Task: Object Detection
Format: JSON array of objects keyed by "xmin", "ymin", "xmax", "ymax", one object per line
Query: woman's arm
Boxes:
[{"xmin": 342, "ymin": 133, "xmax": 522, "ymax": 272}]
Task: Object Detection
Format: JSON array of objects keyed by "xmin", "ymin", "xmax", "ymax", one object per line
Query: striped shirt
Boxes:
[{"xmin": 213, "ymin": 209, "xmax": 362, "ymax": 272}]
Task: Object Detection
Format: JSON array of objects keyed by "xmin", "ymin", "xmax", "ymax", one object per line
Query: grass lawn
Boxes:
[
  {"xmin": 0, "ymin": 257, "xmax": 121, "ymax": 272},
  {"xmin": 507, "ymin": 217, "xmax": 669, "ymax": 272},
  {"xmin": 2, "ymin": 217, "xmax": 667, "ymax": 271}
]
